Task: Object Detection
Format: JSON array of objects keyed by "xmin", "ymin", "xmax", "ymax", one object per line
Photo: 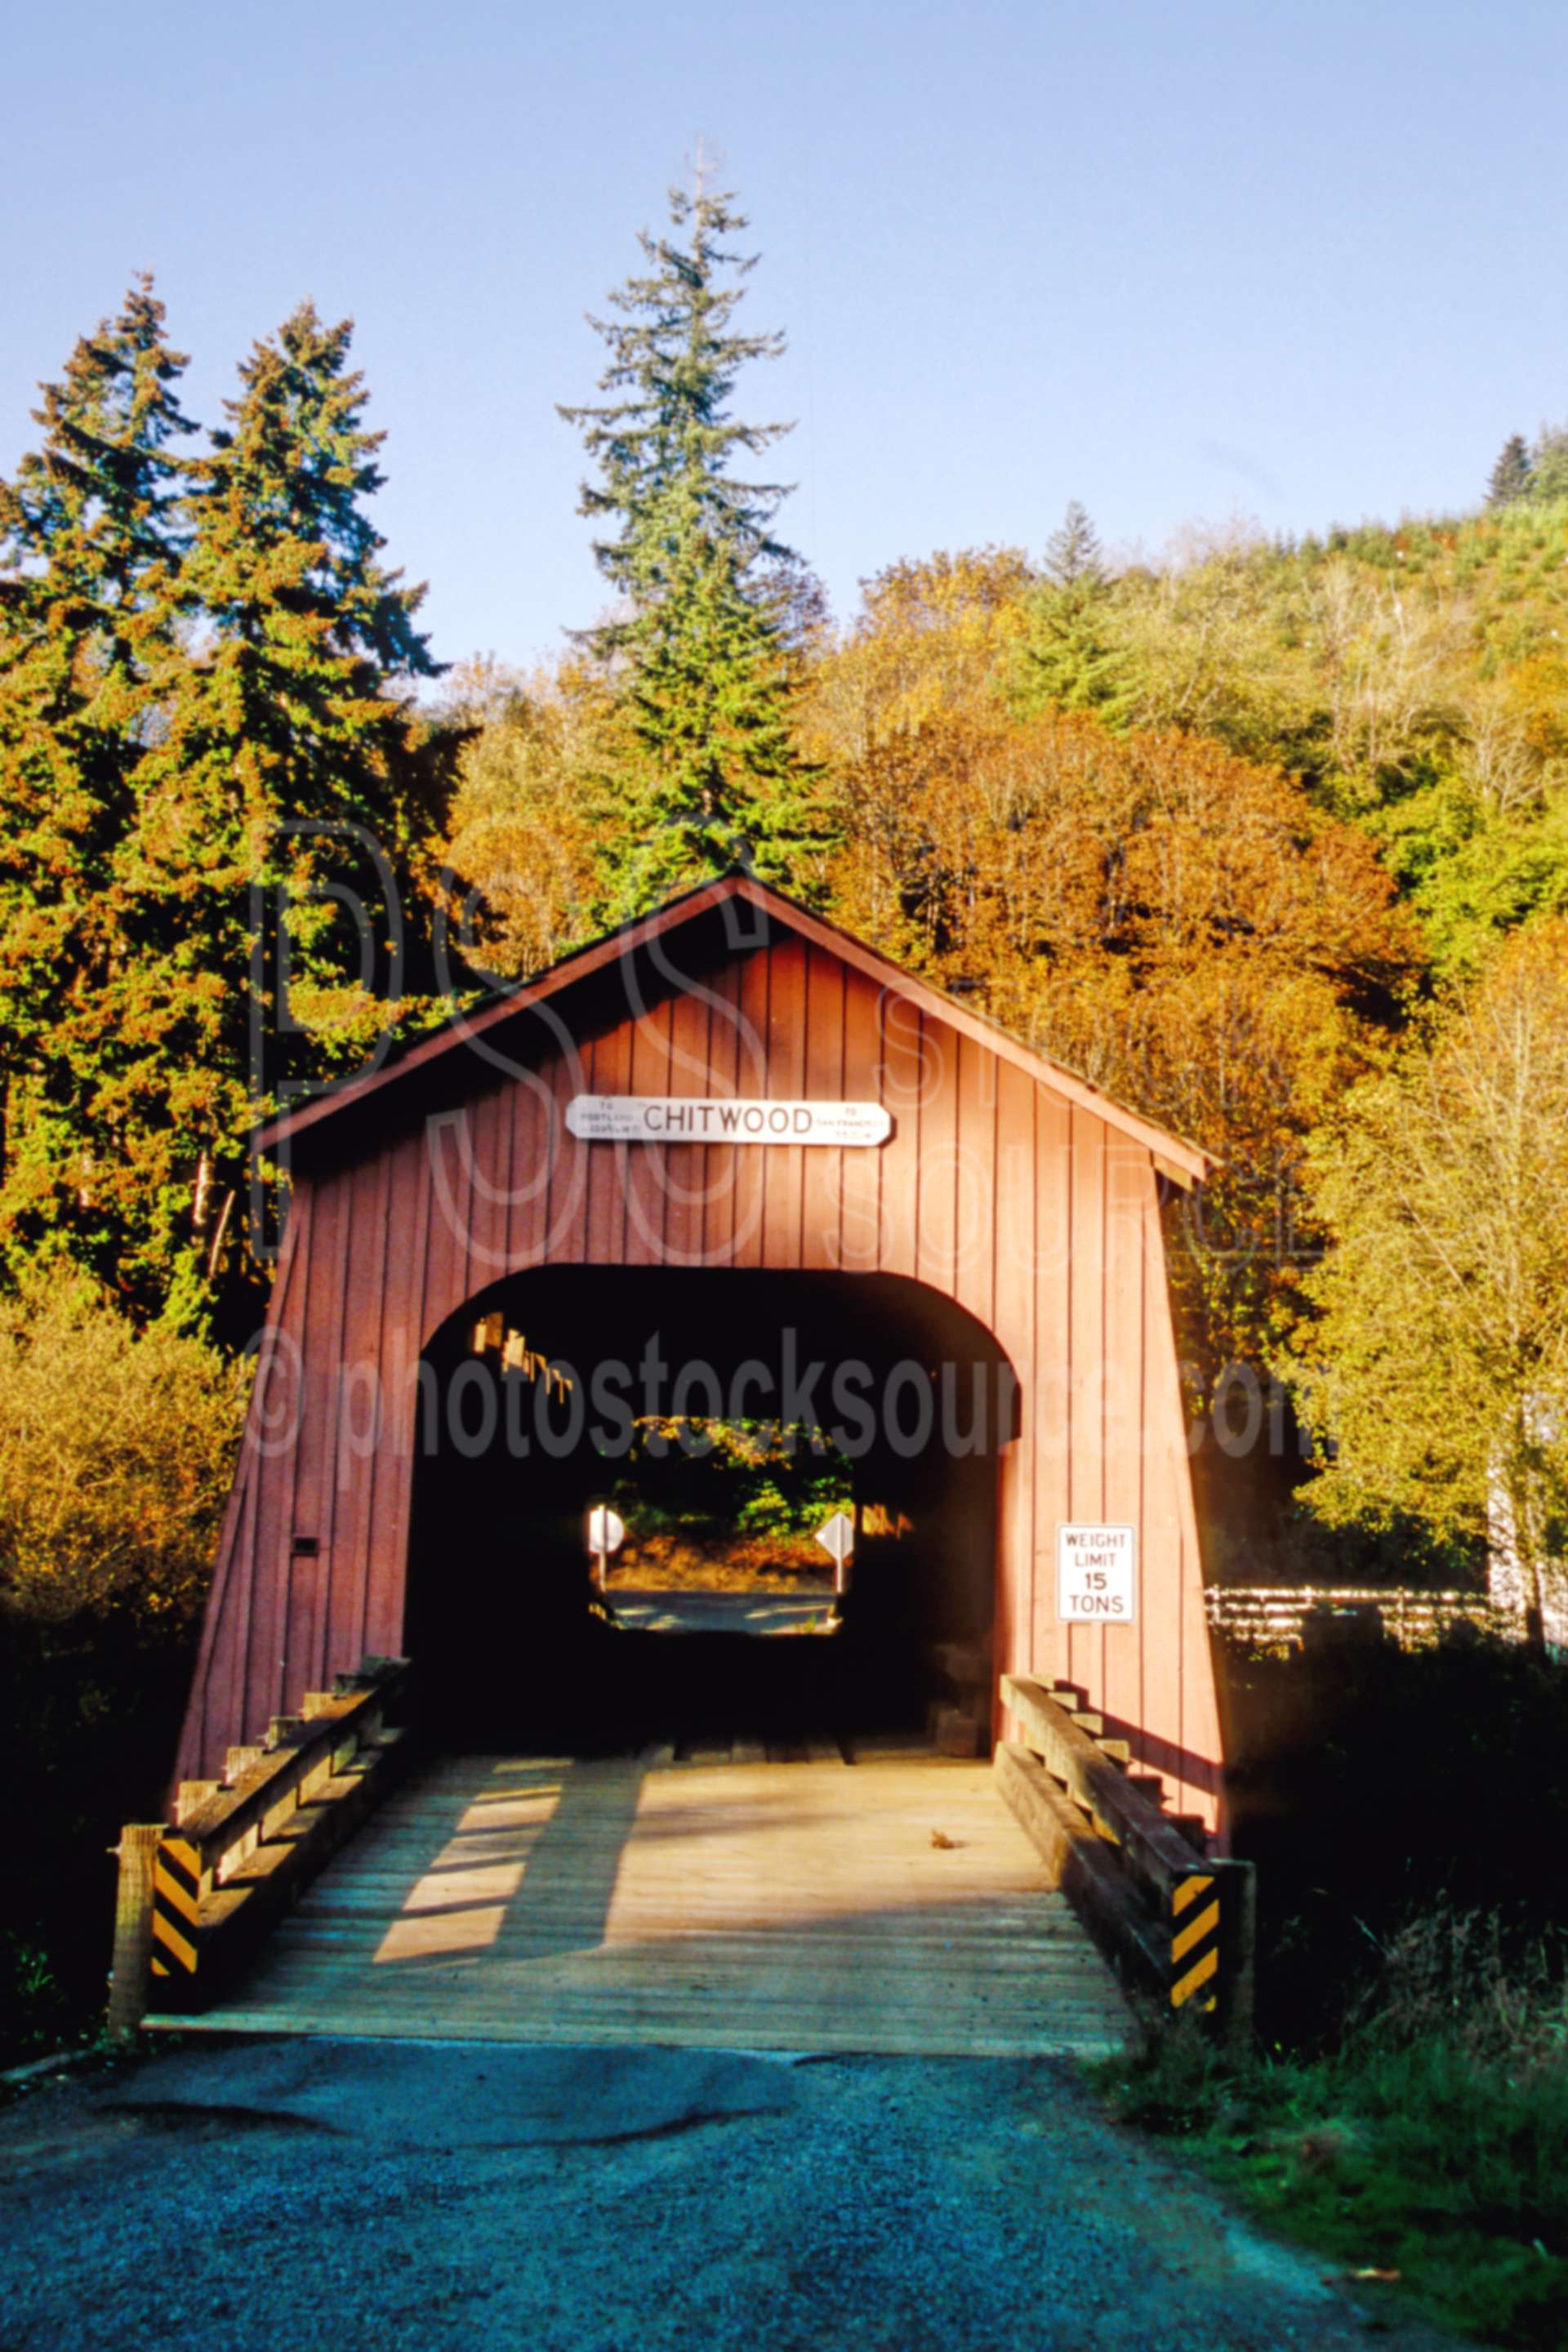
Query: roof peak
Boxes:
[{"xmin": 254, "ymin": 870, "xmax": 1214, "ymax": 1184}]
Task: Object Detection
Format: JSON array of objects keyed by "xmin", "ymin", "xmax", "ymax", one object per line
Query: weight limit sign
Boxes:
[{"xmin": 1056, "ymin": 1525, "xmax": 1138, "ymax": 1624}]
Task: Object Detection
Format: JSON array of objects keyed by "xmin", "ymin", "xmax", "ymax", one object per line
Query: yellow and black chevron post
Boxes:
[
  {"xmin": 1168, "ymin": 1860, "xmax": 1257, "ymax": 2042},
  {"xmin": 149, "ymin": 1834, "xmax": 209, "ymax": 2002},
  {"xmin": 1169, "ymin": 1871, "xmax": 1222, "ymax": 2012}
]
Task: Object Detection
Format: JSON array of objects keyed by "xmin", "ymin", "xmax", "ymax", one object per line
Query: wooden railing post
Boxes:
[
  {"xmin": 127, "ymin": 1657, "xmax": 411, "ymax": 2017},
  {"xmin": 176, "ymin": 1781, "xmax": 220, "ymax": 1824},
  {"xmin": 105, "ymin": 1824, "xmax": 163, "ymax": 2037},
  {"xmin": 996, "ymin": 1674, "xmax": 1258, "ymax": 2041}
]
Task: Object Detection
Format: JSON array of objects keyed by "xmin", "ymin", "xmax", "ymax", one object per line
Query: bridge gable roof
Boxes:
[{"xmin": 254, "ymin": 871, "xmax": 1214, "ymax": 1184}]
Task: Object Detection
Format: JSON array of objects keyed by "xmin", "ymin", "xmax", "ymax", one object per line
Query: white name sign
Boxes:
[
  {"xmin": 565, "ymin": 1096, "xmax": 891, "ymax": 1147},
  {"xmin": 1057, "ymin": 1525, "xmax": 1138, "ymax": 1624}
]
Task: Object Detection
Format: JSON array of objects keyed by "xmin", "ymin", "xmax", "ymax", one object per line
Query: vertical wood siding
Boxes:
[{"xmin": 177, "ymin": 933, "xmax": 1226, "ymax": 1828}]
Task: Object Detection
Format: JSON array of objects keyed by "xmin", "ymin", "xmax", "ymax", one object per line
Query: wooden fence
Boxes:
[
  {"xmin": 1205, "ymin": 1587, "xmax": 1501, "ymax": 1655},
  {"xmin": 108, "ymin": 1656, "xmax": 410, "ymax": 2033},
  {"xmin": 996, "ymin": 1674, "xmax": 1255, "ymax": 2041}
]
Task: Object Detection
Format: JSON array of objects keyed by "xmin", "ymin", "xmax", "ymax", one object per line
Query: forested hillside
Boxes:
[
  {"xmin": 441, "ymin": 178, "xmax": 1568, "ymax": 1622},
  {"xmin": 456, "ymin": 500, "xmax": 1568, "ymax": 989},
  {"xmin": 445, "ymin": 501, "xmax": 1568, "ymax": 1592}
]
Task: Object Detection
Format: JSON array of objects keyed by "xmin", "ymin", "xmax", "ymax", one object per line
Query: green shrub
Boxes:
[
  {"xmin": 1095, "ymin": 1907, "xmax": 1568, "ymax": 2349},
  {"xmin": 0, "ymin": 1278, "xmax": 247, "ymax": 2052},
  {"xmin": 0, "ymin": 1274, "xmax": 247, "ymax": 1624}
]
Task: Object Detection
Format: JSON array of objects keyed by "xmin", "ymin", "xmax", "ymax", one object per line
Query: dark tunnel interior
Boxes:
[{"xmin": 405, "ymin": 1267, "xmax": 1019, "ymax": 1753}]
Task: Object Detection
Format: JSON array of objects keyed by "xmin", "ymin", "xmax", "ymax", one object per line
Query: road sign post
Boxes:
[
  {"xmin": 587, "ymin": 1505, "xmax": 626, "ymax": 1593},
  {"xmin": 816, "ymin": 1509, "xmax": 855, "ymax": 1597}
]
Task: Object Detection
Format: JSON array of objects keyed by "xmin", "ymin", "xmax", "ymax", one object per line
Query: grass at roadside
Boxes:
[
  {"xmin": 0, "ymin": 1931, "xmax": 78, "ymax": 2071},
  {"xmin": 1091, "ymin": 1909, "xmax": 1568, "ymax": 2350}
]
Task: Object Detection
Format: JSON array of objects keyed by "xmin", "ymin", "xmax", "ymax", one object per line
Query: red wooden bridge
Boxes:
[{"xmin": 111, "ymin": 877, "xmax": 1251, "ymax": 2053}]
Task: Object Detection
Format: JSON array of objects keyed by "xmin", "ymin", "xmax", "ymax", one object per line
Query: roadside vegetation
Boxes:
[
  {"xmin": 0, "ymin": 1281, "xmax": 244, "ymax": 2064},
  {"xmin": 1096, "ymin": 1625, "xmax": 1568, "ymax": 2348},
  {"xmin": 1098, "ymin": 1910, "xmax": 1568, "ymax": 2351}
]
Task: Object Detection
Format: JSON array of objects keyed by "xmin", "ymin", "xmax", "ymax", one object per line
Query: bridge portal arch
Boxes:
[{"xmin": 405, "ymin": 1264, "xmax": 1019, "ymax": 1744}]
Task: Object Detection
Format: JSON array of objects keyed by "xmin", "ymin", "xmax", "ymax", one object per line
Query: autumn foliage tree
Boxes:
[
  {"xmin": 438, "ymin": 657, "xmax": 611, "ymax": 981},
  {"xmin": 810, "ymin": 652, "xmax": 1417, "ymax": 1379},
  {"xmin": 1290, "ymin": 924, "xmax": 1568, "ymax": 1641},
  {"xmin": 0, "ymin": 1274, "xmax": 244, "ymax": 1626},
  {"xmin": 447, "ymin": 541, "xmax": 1419, "ymax": 1388}
]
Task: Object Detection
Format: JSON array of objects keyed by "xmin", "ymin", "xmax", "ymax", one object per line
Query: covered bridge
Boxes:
[{"xmin": 174, "ymin": 874, "xmax": 1226, "ymax": 1832}]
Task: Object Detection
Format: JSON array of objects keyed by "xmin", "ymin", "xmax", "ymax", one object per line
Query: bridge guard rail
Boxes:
[
  {"xmin": 107, "ymin": 1657, "xmax": 411, "ymax": 2034},
  {"xmin": 996, "ymin": 1673, "xmax": 1255, "ymax": 2044}
]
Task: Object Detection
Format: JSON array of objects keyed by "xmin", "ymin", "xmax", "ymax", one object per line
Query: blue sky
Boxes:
[{"xmin": 4, "ymin": 0, "xmax": 1565, "ymax": 670}]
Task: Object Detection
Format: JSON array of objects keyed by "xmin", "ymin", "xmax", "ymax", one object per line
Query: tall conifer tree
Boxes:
[
  {"xmin": 0, "ymin": 279, "xmax": 195, "ymax": 1290},
  {"xmin": 0, "ymin": 296, "xmax": 443, "ymax": 1325},
  {"xmin": 1486, "ymin": 434, "xmax": 1534, "ymax": 507},
  {"xmin": 118, "ymin": 303, "xmax": 443, "ymax": 1320},
  {"xmin": 559, "ymin": 177, "xmax": 824, "ymax": 909},
  {"xmin": 1011, "ymin": 501, "xmax": 1125, "ymax": 719}
]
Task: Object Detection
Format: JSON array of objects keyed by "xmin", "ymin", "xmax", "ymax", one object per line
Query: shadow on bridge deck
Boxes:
[{"xmin": 149, "ymin": 1744, "xmax": 1129, "ymax": 2059}]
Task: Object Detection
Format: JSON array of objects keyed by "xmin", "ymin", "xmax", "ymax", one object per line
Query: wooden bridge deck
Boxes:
[{"xmin": 147, "ymin": 1742, "xmax": 1130, "ymax": 2058}]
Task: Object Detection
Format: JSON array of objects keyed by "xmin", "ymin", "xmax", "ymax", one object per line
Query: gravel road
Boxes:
[{"xmin": 0, "ymin": 2036, "xmax": 1465, "ymax": 2352}]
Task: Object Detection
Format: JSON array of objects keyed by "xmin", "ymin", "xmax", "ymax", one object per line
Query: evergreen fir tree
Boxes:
[
  {"xmin": 1042, "ymin": 499, "xmax": 1106, "ymax": 590},
  {"xmin": 559, "ymin": 178, "xmax": 825, "ymax": 909},
  {"xmin": 154, "ymin": 301, "xmax": 438, "ymax": 847},
  {"xmin": 116, "ymin": 302, "xmax": 444, "ymax": 1321},
  {"xmin": 1011, "ymin": 501, "xmax": 1125, "ymax": 718},
  {"xmin": 1, "ymin": 297, "xmax": 443, "ymax": 1326},
  {"xmin": 1486, "ymin": 434, "xmax": 1534, "ymax": 507},
  {"xmin": 0, "ymin": 279, "xmax": 196, "ymax": 1294}
]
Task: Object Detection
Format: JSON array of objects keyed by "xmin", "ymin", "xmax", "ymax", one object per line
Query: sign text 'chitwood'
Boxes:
[{"xmin": 565, "ymin": 1096, "xmax": 891, "ymax": 1147}]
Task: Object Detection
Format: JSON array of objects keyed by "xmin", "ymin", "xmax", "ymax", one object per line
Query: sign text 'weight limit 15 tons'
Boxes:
[{"xmin": 1057, "ymin": 1526, "xmax": 1138, "ymax": 1624}]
